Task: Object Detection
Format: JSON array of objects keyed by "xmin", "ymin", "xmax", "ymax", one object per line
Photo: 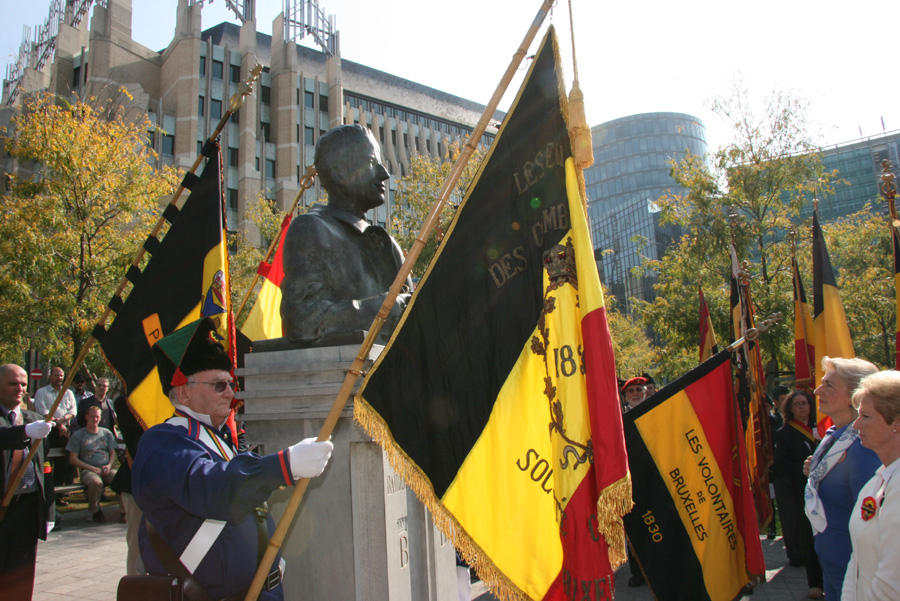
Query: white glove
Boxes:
[
  {"xmin": 288, "ymin": 437, "xmax": 333, "ymax": 479},
  {"xmin": 25, "ymin": 421, "xmax": 53, "ymax": 440}
]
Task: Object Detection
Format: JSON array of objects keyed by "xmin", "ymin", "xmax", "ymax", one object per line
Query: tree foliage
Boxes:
[
  {"xmin": 640, "ymin": 83, "xmax": 841, "ymax": 377},
  {"xmin": 0, "ymin": 92, "xmax": 178, "ymax": 368},
  {"xmin": 824, "ymin": 206, "xmax": 895, "ymax": 368},
  {"xmin": 390, "ymin": 142, "xmax": 487, "ymax": 278}
]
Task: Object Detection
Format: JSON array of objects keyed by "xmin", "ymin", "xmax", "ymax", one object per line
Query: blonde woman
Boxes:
[
  {"xmin": 842, "ymin": 371, "xmax": 900, "ymax": 600},
  {"xmin": 805, "ymin": 357, "xmax": 880, "ymax": 600}
]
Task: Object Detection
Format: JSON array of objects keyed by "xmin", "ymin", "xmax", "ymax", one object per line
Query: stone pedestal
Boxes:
[{"xmin": 237, "ymin": 344, "xmax": 456, "ymax": 601}]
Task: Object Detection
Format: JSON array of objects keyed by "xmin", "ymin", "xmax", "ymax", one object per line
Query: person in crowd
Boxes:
[
  {"xmin": 767, "ymin": 386, "xmax": 789, "ymax": 540},
  {"xmin": 0, "ymin": 364, "xmax": 54, "ymax": 601},
  {"xmin": 641, "ymin": 373, "xmax": 657, "ymax": 397},
  {"xmin": 621, "ymin": 377, "xmax": 647, "ymax": 412},
  {"xmin": 76, "ymin": 377, "xmax": 116, "ymax": 431},
  {"xmin": 66, "ymin": 405, "xmax": 118, "ymax": 523},
  {"xmin": 805, "ymin": 357, "xmax": 880, "ymax": 601},
  {"xmin": 842, "ymin": 370, "xmax": 900, "ymax": 600},
  {"xmin": 70, "ymin": 373, "xmax": 92, "ymax": 404},
  {"xmin": 110, "ymin": 395, "xmax": 144, "ymax": 573},
  {"xmin": 774, "ymin": 390, "xmax": 824, "ymax": 598},
  {"xmin": 33, "ymin": 366, "xmax": 77, "ymax": 497},
  {"xmin": 132, "ymin": 317, "xmax": 334, "ymax": 600}
]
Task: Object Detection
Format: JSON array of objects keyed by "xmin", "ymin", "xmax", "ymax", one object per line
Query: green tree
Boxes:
[
  {"xmin": 642, "ymin": 84, "xmax": 840, "ymax": 373},
  {"xmin": 0, "ymin": 92, "xmax": 178, "ymax": 368},
  {"xmin": 390, "ymin": 142, "xmax": 487, "ymax": 278},
  {"xmin": 822, "ymin": 206, "xmax": 895, "ymax": 368}
]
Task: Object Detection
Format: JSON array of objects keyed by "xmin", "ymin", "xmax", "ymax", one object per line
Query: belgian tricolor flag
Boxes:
[
  {"xmin": 356, "ymin": 28, "xmax": 631, "ymax": 601},
  {"xmin": 792, "ymin": 253, "xmax": 815, "ymax": 388},
  {"xmin": 99, "ymin": 145, "xmax": 232, "ymax": 428},
  {"xmin": 623, "ymin": 350, "xmax": 766, "ymax": 601},
  {"xmin": 698, "ymin": 286, "xmax": 718, "ymax": 363},
  {"xmin": 812, "ymin": 209, "xmax": 854, "ymax": 434},
  {"xmin": 893, "ymin": 223, "xmax": 900, "ymax": 370},
  {"xmin": 241, "ymin": 214, "xmax": 292, "ymax": 341}
]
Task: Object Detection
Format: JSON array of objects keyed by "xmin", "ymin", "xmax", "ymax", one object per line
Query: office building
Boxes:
[
  {"xmin": 2, "ymin": 0, "xmax": 498, "ymax": 241},
  {"xmin": 584, "ymin": 112, "xmax": 708, "ymax": 311}
]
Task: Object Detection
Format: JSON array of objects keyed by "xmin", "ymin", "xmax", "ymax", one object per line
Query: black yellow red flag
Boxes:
[
  {"xmin": 812, "ymin": 209, "xmax": 854, "ymax": 434},
  {"xmin": 728, "ymin": 245, "xmax": 773, "ymax": 529},
  {"xmin": 623, "ymin": 349, "xmax": 766, "ymax": 601},
  {"xmin": 100, "ymin": 146, "xmax": 232, "ymax": 428},
  {"xmin": 698, "ymin": 286, "xmax": 718, "ymax": 363},
  {"xmin": 356, "ymin": 28, "xmax": 631, "ymax": 601},
  {"xmin": 893, "ymin": 224, "xmax": 900, "ymax": 370},
  {"xmin": 792, "ymin": 253, "xmax": 815, "ymax": 388},
  {"xmin": 241, "ymin": 214, "xmax": 292, "ymax": 341}
]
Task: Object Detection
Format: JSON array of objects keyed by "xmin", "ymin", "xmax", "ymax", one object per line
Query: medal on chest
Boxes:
[{"xmin": 860, "ymin": 496, "xmax": 878, "ymax": 521}]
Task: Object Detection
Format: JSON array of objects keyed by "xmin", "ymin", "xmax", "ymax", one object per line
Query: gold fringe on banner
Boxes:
[{"xmin": 354, "ymin": 397, "xmax": 533, "ymax": 601}]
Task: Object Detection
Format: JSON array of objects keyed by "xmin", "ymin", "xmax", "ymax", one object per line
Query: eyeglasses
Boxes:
[{"xmin": 189, "ymin": 380, "xmax": 236, "ymax": 393}]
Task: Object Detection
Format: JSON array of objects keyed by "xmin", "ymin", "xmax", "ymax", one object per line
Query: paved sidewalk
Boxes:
[{"xmin": 35, "ymin": 512, "xmax": 812, "ymax": 601}]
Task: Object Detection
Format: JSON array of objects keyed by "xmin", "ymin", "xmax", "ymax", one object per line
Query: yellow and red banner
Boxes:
[
  {"xmin": 698, "ymin": 286, "xmax": 718, "ymax": 363},
  {"xmin": 893, "ymin": 224, "xmax": 900, "ymax": 370},
  {"xmin": 792, "ymin": 253, "xmax": 815, "ymax": 389},
  {"xmin": 812, "ymin": 209, "xmax": 854, "ymax": 435},
  {"xmin": 241, "ymin": 214, "xmax": 292, "ymax": 342},
  {"xmin": 99, "ymin": 145, "xmax": 232, "ymax": 429},
  {"xmin": 729, "ymin": 245, "xmax": 773, "ymax": 529},
  {"xmin": 623, "ymin": 350, "xmax": 766, "ymax": 601},
  {"xmin": 356, "ymin": 28, "xmax": 631, "ymax": 600}
]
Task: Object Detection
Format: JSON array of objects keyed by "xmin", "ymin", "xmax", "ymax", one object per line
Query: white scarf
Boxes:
[{"xmin": 804, "ymin": 423, "xmax": 859, "ymax": 534}]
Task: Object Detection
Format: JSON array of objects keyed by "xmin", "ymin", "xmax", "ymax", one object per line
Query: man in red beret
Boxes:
[{"xmin": 621, "ymin": 377, "xmax": 647, "ymax": 411}]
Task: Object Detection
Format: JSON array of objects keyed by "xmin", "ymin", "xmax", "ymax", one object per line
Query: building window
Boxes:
[
  {"xmin": 198, "ymin": 96, "xmax": 205, "ymax": 117},
  {"xmin": 228, "ymin": 147, "xmax": 238, "ymax": 167},
  {"xmin": 261, "ymin": 122, "xmax": 271, "ymax": 142},
  {"xmin": 230, "ymin": 111, "xmax": 239, "ymax": 124},
  {"xmin": 73, "ymin": 66, "xmax": 81, "ymax": 88},
  {"xmin": 199, "ymin": 56, "xmax": 206, "ymax": 76},
  {"xmin": 197, "ymin": 141, "xmax": 202, "ymax": 156},
  {"xmin": 230, "ymin": 64, "xmax": 240, "ymax": 83},
  {"xmin": 304, "ymin": 127, "xmax": 314, "ymax": 146},
  {"xmin": 161, "ymin": 134, "xmax": 174, "ymax": 156},
  {"xmin": 319, "ymin": 94, "xmax": 328, "ymax": 112},
  {"xmin": 304, "ymin": 91, "xmax": 314, "ymax": 109},
  {"xmin": 212, "ymin": 60, "xmax": 224, "ymax": 80},
  {"xmin": 255, "ymin": 157, "xmax": 259, "ymax": 171},
  {"xmin": 265, "ymin": 159, "xmax": 275, "ymax": 180},
  {"xmin": 261, "ymin": 85, "xmax": 271, "ymax": 104},
  {"xmin": 227, "ymin": 188, "xmax": 239, "ymax": 211},
  {"xmin": 211, "ymin": 99, "xmax": 222, "ymax": 120}
]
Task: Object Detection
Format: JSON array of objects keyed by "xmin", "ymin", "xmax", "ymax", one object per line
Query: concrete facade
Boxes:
[{"xmin": 2, "ymin": 0, "xmax": 498, "ymax": 243}]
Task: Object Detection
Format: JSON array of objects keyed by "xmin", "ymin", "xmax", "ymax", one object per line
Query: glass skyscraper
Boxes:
[{"xmin": 585, "ymin": 112, "xmax": 708, "ymax": 311}]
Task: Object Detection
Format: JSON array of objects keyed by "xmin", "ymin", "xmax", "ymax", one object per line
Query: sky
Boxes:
[{"xmin": 1, "ymin": 0, "xmax": 899, "ymax": 154}]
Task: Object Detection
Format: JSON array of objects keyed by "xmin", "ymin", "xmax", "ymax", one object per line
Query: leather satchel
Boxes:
[{"xmin": 117, "ymin": 575, "xmax": 183, "ymax": 601}]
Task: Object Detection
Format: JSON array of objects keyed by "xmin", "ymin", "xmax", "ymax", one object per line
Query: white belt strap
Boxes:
[{"xmin": 180, "ymin": 519, "xmax": 227, "ymax": 573}]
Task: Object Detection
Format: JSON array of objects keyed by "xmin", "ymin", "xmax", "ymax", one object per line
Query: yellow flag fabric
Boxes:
[
  {"xmin": 356, "ymin": 29, "xmax": 630, "ymax": 601},
  {"xmin": 241, "ymin": 215, "xmax": 291, "ymax": 342}
]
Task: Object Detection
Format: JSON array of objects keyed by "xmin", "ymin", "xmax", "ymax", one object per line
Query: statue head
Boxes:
[{"xmin": 315, "ymin": 125, "xmax": 389, "ymax": 216}]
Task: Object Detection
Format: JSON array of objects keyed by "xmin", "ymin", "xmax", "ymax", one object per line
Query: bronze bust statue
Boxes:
[{"xmin": 279, "ymin": 125, "xmax": 412, "ymax": 347}]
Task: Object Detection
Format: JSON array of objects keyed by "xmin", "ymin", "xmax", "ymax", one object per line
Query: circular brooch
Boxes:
[{"xmin": 860, "ymin": 496, "xmax": 878, "ymax": 521}]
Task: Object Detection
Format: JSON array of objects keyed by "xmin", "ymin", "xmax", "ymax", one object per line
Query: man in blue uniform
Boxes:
[{"xmin": 132, "ymin": 318, "xmax": 333, "ymax": 600}]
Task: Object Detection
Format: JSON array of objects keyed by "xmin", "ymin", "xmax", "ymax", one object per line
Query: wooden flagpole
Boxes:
[
  {"xmin": 234, "ymin": 167, "xmax": 317, "ymax": 323},
  {"xmin": 0, "ymin": 65, "xmax": 264, "ymax": 519},
  {"xmin": 243, "ymin": 2, "xmax": 555, "ymax": 599}
]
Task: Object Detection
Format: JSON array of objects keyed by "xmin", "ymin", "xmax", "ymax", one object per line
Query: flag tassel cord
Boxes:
[
  {"xmin": 233, "ymin": 167, "xmax": 317, "ymax": 322},
  {"xmin": 0, "ymin": 66, "xmax": 265, "ymax": 519},
  {"xmin": 243, "ymin": 2, "xmax": 556, "ymax": 599}
]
